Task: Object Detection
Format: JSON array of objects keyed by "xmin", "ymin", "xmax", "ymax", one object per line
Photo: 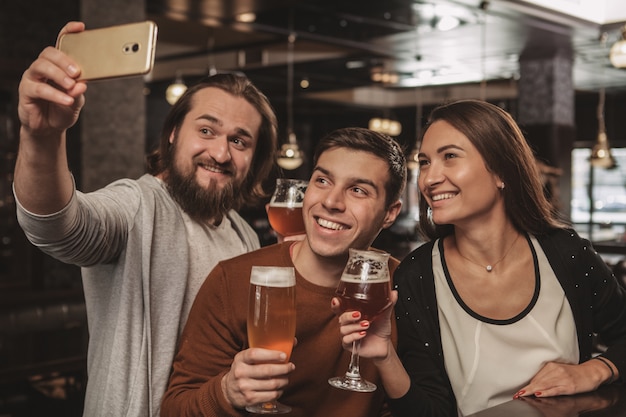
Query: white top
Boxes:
[{"xmin": 433, "ymin": 236, "xmax": 579, "ymax": 416}]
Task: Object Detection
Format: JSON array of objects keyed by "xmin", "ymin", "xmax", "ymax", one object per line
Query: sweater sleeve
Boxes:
[
  {"xmin": 15, "ymin": 176, "xmax": 141, "ymax": 266},
  {"xmin": 161, "ymin": 262, "xmax": 248, "ymax": 417},
  {"xmin": 387, "ymin": 244, "xmax": 458, "ymax": 417},
  {"xmin": 583, "ymin": 239, "xmax": 626, "ymax": 380}
]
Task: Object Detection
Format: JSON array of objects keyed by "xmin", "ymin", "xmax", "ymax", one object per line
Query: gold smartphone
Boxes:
[{"xmin": 56, "ymin": 21, "xmax": 158, "ymax": 81}]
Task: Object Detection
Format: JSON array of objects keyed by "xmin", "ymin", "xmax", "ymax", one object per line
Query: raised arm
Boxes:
[{"xmin": 14, "ymin": 21, "xmax": 87, "ymax": 214}]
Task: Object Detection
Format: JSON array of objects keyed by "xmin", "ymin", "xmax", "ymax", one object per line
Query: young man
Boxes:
[
  {"xmin": 13, "ymin": 22, "xmax": 277, "ymax": 417},
  {"xmin": 161, "ymin": 127, "xmax": 407, "ymax": 417}
]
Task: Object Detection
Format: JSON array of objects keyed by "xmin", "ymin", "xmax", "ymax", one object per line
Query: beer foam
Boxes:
[
  {"xmin": 250, "ymin": 266, "xmax": 296, "ymax": 287},
  {"xmin": 268, "ymin": 201, "xmax": 303, "ymax": 208},
  {"xmin": 340, "ymin": 272, "xmax": 390, "ymax": 284}
]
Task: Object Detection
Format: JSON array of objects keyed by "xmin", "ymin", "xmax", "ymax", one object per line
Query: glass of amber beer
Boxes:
[
  {"xmin": 328, "ymin": 248, "xmax": 391, "ymax": 393},
  {"xmin": 246, "ymin": 266, "xmax": 297, "ymax": 414},
  {"xmin": 267, "ymin": 178, "xmax": 308, "ymax": 237}
]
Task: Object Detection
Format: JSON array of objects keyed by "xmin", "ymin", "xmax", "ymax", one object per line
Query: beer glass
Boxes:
[
  {"xmin": 267, "ymin": 178, "xmax": 308, "ymax": 237},
  {"xmin": 328, "ymin": 248, "xmax": 391, "ymax": 393},
  {"xmin": 246, "ymin": 266, "xmax": 297, "ymax": 414}
]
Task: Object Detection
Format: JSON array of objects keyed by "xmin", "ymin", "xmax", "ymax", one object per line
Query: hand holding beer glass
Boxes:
[
  {"xmin": 267, "ymin": 178, "xmax": 307, "ymax": 238},
  {"xmin": 246, "ymin": 266, "xmax": 297, "ymax": 414},
  {"xmin": 328, "ymin": 248, "xmax": 391, "ymax": 393}
]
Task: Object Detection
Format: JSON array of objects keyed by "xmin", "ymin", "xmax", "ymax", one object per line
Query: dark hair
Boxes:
[
  {"xmin": 146, "ymin": 73, "xmax": 278, "ymax": 206},
  {"xmin": 418, "ymin": 99, "xmax": 568, "ymax": 239},
  {"xmin": 313, "ymin": 127, "xmax": 406, "ymax": 208}
]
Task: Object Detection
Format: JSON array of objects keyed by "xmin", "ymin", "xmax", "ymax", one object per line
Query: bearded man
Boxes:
[{"xmin": 13, "ymin": 21, "xmax": 277, "ymax": 417}]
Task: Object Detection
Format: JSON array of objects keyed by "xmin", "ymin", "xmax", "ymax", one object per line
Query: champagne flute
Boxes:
[
  {"xmin": 267, "ymin": 178, "xmax": 308, "ymax": 237},
  {"xmin": 328, "ymin": 248, "xmax": 391, "ymax": 393},
  {"xmin": 246, "ymin": 266, "xmax": 297, "ymax": 414}
]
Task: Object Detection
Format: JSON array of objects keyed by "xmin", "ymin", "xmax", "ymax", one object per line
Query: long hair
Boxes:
[
  {"xmin": 418, "ymin": 99, "xmax": 568, "ymax": 239},
  {"xmin": 146, "ymin": 73, "xmax": 278, "ymax": 208},
  {"xmin": 313, "ymin": 127, "xmax": 406, "ymax": 209}
]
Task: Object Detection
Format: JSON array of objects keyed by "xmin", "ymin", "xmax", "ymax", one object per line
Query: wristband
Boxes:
[{"xmin": 593, "ymin": 356, "xmax": 615, "ymax": 384}]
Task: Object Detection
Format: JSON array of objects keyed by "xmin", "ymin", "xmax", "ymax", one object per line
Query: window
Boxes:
[{"xmin": 571, "ymin": 148, "xmax": 626, "ymax": 242}]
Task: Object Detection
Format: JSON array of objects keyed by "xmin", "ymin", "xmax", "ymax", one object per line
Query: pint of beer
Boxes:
[
  {"xmin": 268, "ymin": 179, "xmax": 307, "ymax": 237},
  {"xmin": 246, "ymin": 266, "xmax": 297, "ymax": 414},
  {"xmin": 247, "ymin": 266, "xmax": 297, "ymax": 359}
]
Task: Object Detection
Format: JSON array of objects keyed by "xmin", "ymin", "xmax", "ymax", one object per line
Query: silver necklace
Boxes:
[{"xmin": 456, "ymin": 233, "xmax": 521, "ymax": 272}]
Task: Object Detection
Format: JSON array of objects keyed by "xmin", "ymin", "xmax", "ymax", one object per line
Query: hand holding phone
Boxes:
[{"xmin": 56, "ymin": 21, "xmax": 158, "ymax": 81}]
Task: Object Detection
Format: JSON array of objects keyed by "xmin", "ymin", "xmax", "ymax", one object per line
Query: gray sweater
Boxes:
[{"xmin": 15, "ymin": 174, "xmax": 260, "ymax": 417}]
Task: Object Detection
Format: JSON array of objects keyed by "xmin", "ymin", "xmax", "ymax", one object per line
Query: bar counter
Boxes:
[{"xmin": 467, "ymin": 383, "xmax": 626, "ymax": 417}]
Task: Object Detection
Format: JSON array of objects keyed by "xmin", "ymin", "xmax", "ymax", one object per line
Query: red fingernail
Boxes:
[
  {"xmin": 359, "ymin": 331, "xmax": 366, "ymax": 335},
  {"xmin": 352, "ymin": 311, "xmax": 360, "ymax": 318},
  {"xmin": 534, "ymin": 392, "xmax": 542, "ymax": 397},
  {"xmin": 517, "ymin": 390, "xmax": 525, "ymax": 396},
  {"xmin": 360, "ymin": 321, "xmax": 369, "ymax": 327}
]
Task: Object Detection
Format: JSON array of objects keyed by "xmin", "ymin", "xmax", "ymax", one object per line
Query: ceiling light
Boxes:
[
  {"xmin": 407, "ymin": 89, "xmax": 423, "ymax": 171},
  {"xmin": 436, "ymin": 15, "xmax": 460, "ymax": 31},
  {"xmin": 590, "ymin": 132, "xmax": 616, "ymax": 169},
  {"xmin": 236, "ymin": 12, "xmax": 256, "ymax": 23},
  {"xmin": 277, "ymin": 14, "xmax": 303, "ymax": 171},
  {"xmin": 371, "ymin": 71, "xmax": 399, "ymax": 84},
  {"xmin": 277, "ymin": 133, "xmax": 304, "ymax": 170},
  {"xmin": 610, "ymin": 25, "xmax": 626, "ymax": 68},
  {"xmin": 368, "ymin": 117, "xmax": 402, "ymax": 137},
  {"xmin": 413, "ymin": 2, "xmax": 475, "ymax": 33},
  {"xmin": 165, "ymin": 73, "xmax": 187, "ymax": 105},
  {"xmin": 590, "ymin": 85, "xmax": 616, "ymax": 169}
]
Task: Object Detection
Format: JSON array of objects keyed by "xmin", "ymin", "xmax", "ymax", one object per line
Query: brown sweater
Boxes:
[{"xmin": 161, "ymin": 242, "xmax": 398, "ymax": 417}]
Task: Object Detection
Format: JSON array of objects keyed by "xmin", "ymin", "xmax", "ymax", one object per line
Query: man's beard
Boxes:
[{"xmin": 166, "ymin": 160, "xmax": 240, "ymax": 224}]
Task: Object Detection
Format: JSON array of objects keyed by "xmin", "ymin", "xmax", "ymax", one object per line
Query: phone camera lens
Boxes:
[{"xmin": 122, "ymin": 42, "xmax": 141, "ymax": 55}]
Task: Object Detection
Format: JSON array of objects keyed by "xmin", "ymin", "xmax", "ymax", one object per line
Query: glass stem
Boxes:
[
  {"xmin": 345, "ymin": 339, "xmax": 362, "ymax": 379},
  {"xmin": 261, "ymin": 401, "xmax": 278, "ymax": 412}
]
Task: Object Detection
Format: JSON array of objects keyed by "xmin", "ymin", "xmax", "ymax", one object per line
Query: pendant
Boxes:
[{"xmin": 486, "ymin": 265, "xmax": 493, "ymax": 272}]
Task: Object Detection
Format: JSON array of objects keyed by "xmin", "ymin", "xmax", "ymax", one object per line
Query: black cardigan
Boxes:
[{"xmin": 388, "ymin": 228, "xmax": 626, "ymax": 417}]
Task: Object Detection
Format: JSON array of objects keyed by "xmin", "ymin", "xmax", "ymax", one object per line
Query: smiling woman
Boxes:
[
  {"xmin": 336, "ymin": 99, "xmax": 626, "ymax": 417},
  {"xmin": 416, "ymin": 100, "xmax": 566, "ymax": 240}
]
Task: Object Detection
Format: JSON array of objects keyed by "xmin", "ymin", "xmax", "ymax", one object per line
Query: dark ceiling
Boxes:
[{"xmin": 145, "ymin": 0, "xmax": 626, "ymax": 111}]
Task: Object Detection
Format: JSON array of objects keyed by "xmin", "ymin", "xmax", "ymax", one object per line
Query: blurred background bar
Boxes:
[{"xmin": 1, "ymin": 0, "xmax": 626, "ymax": 415}]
